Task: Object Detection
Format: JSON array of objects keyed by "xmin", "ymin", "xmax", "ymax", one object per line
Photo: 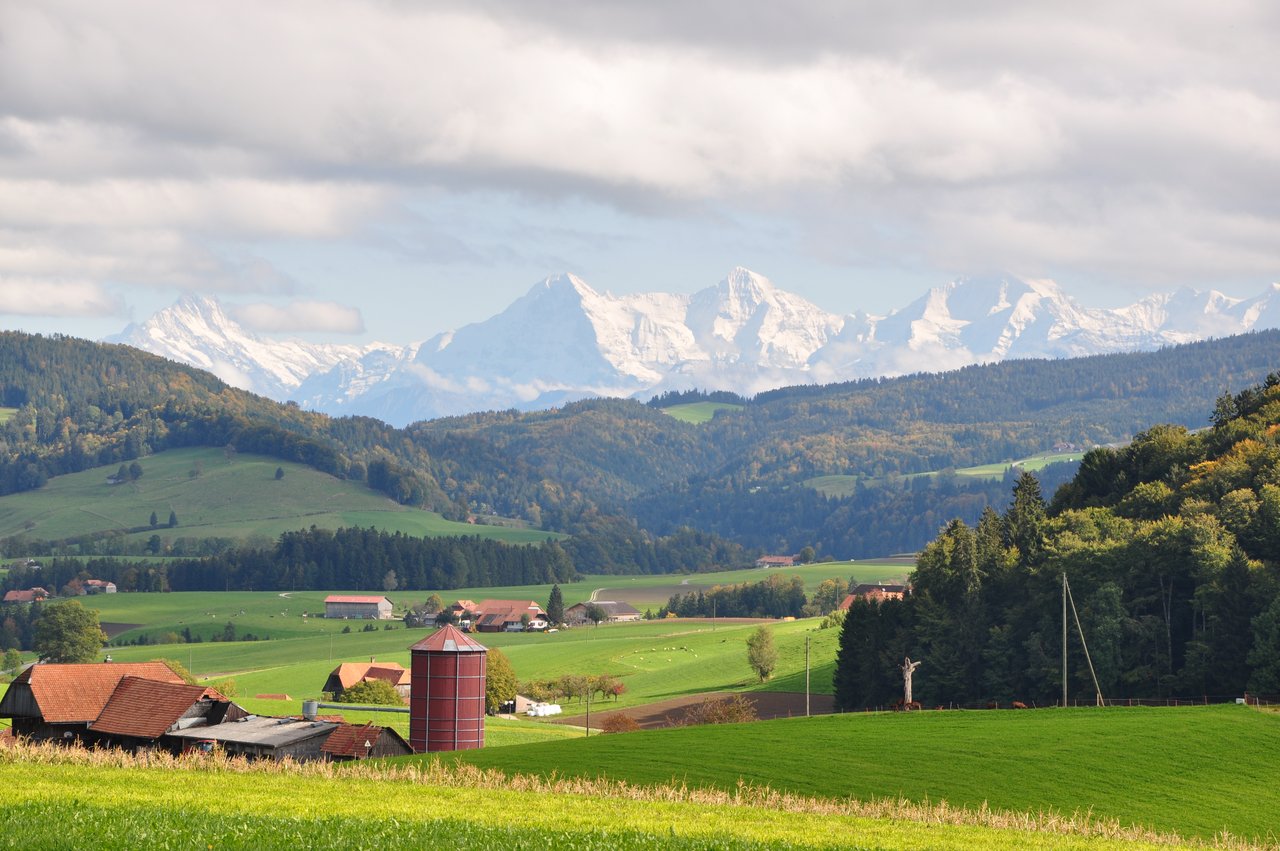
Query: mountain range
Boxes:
[{"xmin": 108, "ymin": 268, "xmax": 1280, "ymax": 425}]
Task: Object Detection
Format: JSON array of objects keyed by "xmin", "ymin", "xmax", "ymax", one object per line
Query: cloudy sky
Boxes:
[{"xmin": 2, "ymin": 0, "xmax": 1277, "ymax": 343}]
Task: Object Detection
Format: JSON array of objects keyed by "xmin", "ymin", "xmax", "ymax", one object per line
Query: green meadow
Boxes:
[
  {"xmin": 439, "ymin": 705, "xmax": 1280, "ymax": 843},
  {"xmin": 807, "ymin": 450, "xmax": 1086, "ymax": 497},
  {"xmin": 0, "ymin": 753, "xmax": 1179, "ymax": 851},
  {"xmin": 0, "ymin": 407, "xmax": 15, "ymax": 425},
  {"xmin": 660, "ymin": 401, "xmax": 745, "ymax": 424},
  {"xmin": 0, "ymin": 446, "xmax": 556, "ymax": 545}
]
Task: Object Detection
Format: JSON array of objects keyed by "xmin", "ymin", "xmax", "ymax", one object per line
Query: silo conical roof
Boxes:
[{"xmin": 409, "ymin": 623, "xmax": 488, "ymax": 653}]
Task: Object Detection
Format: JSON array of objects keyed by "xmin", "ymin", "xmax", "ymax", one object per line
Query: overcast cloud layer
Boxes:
[{"xmin": 1, "ymin": 0, "xmax": 1277, "ymax": 340}]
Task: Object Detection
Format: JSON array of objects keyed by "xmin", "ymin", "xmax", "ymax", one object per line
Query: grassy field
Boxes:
[
  {"xmin": 0, "ymin": 446, "xmax": 557, "ymax": 545},
  {"xmin": 0, "ymin": 407, "xmax": 15, "ymax": 425},
  {"xmin": 807, "ymin": 450, "xmax": 1086, "ymax": 497},
  {"xmin": 0, "ymin": 748, "xmax": 1187, "ymax": 851},
  {"xmin": 661, "ymin": 402, "xmax": 745, "ymax": 424},
  {"xmin": 104, "ymin": 614, "xmax": 842, "ymax": 711},
  {"xmin": 85, "ymin": 560, "xmax": 906, "ymax": 645},
  {"xmin": 437, "ymin": 705, "xmax": 1280, "ymax": 843}
]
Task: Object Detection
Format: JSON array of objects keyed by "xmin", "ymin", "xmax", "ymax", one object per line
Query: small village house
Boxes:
[
  {"xmin": 322, "ymin": 659, "xmax": 411, "ymax": 700},
  {"xmin": 2, "ymin": 587, "xmax": 49, "ymax": 604},
  {"xmin": 838, "ymin": 583, "xmax": 908, "ymax": 609},
  {"xmin": 470, "ymin": 599, "xmax": 548, "ymax": 632}
]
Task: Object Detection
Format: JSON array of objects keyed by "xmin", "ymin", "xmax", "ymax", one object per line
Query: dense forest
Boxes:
[
  {"xmin": 833, "ymin": 376, "xmax": 1280, "ymax": 709},
  {"xmin": 1, "ymin": 527, "xmax": 577, "ymax": 598}
]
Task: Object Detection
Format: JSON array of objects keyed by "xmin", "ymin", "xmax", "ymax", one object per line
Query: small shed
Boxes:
[{"xmin": 321, "ymin": 722, "xmax": 412, "ymax": 761}]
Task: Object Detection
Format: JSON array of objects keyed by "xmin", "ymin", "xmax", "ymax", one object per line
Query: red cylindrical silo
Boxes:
[{"xmin": 409, "ymin": 624, "xmax": 488, "ymax": 753}]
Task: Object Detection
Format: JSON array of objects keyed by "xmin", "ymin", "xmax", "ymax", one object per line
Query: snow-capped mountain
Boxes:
[
  {"xmin": 108, "ymin": 271, "xmax": 1280, "ymax": 426},
  {"xmin": 106, "ymin": 295, "xmax": 411, "ymax": 400}
]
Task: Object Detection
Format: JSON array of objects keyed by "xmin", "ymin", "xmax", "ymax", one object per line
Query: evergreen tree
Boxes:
[
  {"xmin": 168, "ymin": 510, "xmax": 178, "ymax": 528},
  {"xmin": 149, "ymin": 511, "xmax": 158, "ymax": 528},
  {"xmin": 547, "ymin": 584, "xmax": 564, "ymax": 624}
]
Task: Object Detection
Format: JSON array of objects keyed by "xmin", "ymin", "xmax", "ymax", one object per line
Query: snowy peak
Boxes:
[
  {"xmin": 107, "ymin": 272, "xmax": 1280, "ymax": 427},
  {"xmin": 108, "ymin": 294, "xmax": 400, "ymax": 400}
]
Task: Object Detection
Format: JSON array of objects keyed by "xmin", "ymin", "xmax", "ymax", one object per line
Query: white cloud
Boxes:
[
  {"xmin": 0, "ymin": 0, "xmax": 1277, "ymax": 317},
  {"xmin": 0, "ymin": 279, "xmax": 120, "ymax": 316},
  {"xmin": 230, "ymin": 300, "xmax": 365, "ymax": 334}
]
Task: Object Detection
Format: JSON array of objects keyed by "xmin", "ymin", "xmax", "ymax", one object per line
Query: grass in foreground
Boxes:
[
  {"xmin": 435, "ymin": 705, "xmax": 1280, "ymax": 843},
  {"xmin": 0, "ymin": 742, "xmax": 1240, "ymax": 851}
]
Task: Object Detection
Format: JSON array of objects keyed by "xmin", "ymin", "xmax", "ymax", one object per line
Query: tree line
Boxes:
[{"xmin": 834, "ymin": 376, "xmax": 1280, "ymax": 710}]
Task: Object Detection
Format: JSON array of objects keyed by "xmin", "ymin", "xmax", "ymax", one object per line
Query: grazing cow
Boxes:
[
  {"xmin": 1011, "ymin": 701, "xmax": 1028, "ymax": 709},
  {"xmin": 906, "ymin": 701, "xmax": 921, "ymax": 711}
]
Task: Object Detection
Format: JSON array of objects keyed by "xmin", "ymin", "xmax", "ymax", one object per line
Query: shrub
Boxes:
[
  {"xmin": 340, "ymin": 679, "xmax": 405, "ymax": 706},
  {"xmin": 668, "ymin": 695, "xmax": 758, "ymax": 727},
  {"xmin": 600, "ymin": 714, "xmax": 641, "ymax": 734}
]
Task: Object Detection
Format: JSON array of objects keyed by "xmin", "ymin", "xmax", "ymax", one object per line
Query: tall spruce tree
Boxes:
[{"xmin": 547, "ymin": 584, "xmax": 564, "ymax": 625}]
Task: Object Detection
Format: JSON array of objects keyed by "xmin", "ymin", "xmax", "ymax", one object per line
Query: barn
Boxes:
[
  {"xmin": 324, "ymin": 595, "xmax": 394, "ymax": 620},
  {"xmin": 0, "ymin": 661, "xmax": 187, "ymax": 742}
]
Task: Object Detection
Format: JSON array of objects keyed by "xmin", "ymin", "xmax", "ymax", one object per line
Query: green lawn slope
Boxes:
[
  {"xmin": 807, "ymin": 450, "xmax": 1085, "ymax": 497},
  {"xmin": 438, "ymin": 705, "xmax": 1280, "ymax": 843},
  {"xmin": 661, "ymin": 401, "xmax": 744, "ymax": 424},
  {"xmin": 0, "ymin": 446, "xmax": 555, "ymax": 545}
]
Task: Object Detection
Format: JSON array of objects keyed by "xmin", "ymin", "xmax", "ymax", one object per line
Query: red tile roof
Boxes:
[
  {"xmin": 328, "ymin": 661, "xmax": 409, "ymax": 691},
  {"xmin": 16, "ymin": 662, "xmax": 185, "ymax": 724},
  {"xmin": 409, "ymin": 624, "xmax": 488, "ymax": 653},
  {"xmin": 90, "ymin": 676, "xmax": 226, "ymax": 739},
  {"xmin": 324, "ymin": 595, "xmax": 391, "ymax": 605},
  {"xmin": 321, "ymin": 723, "xmax": 409, "ymax": 758}
]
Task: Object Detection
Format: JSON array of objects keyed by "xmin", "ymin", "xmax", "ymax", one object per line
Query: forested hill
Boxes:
[
  {"xmin": 0, "ymin": 332, "xmax": 447, "ymax": 513},
  {"xmin": 4, "ymin": 329, "xmax": 1280, "ymax": 569},
  {"xmin": 416, "ymin": 331, "xmax": 1280, "ymax": 557},
  {"xmin": 835, "ymin": 374, "xmax": 1280, "ymax": 710}
]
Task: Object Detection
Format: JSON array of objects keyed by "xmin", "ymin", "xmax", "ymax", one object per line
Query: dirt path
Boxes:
[{"xmin": 557, "ymin": 691, "xmax": 835, "ymax": 731}]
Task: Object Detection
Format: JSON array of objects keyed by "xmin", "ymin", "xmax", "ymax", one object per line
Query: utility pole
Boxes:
[
  {"xmin": 1062, "ymin": 573, "xmax": 1068, "ymax": 708},
  {"xmin": 805, "ymin": 634, "xmax": 811, "ymax": 717}
]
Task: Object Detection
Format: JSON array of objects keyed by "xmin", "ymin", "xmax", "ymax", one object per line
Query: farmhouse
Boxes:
[
  {"xmin": 324, "ymin": 595, "xmax": 394, "ymax": 620},
  {"xmin": 321, "ymin": 722, "xmax": 412, "ymax": 761},
  {"xmin": 84, "ymin": 579, "xmax": 117, "ymax": 594},
  {"xmin": 565, "ymin": 601, "xmax": 643, "ymax": 625},
  {"xmin": 0, "ymin": 661, "xmax": 186, "ymax": 741},
  {"xmin": 838, "ymin": 583, "xmax": 907, "ymax": 609},
  {"xmin": 471, "ymin": 599, "xmax": 548, "ymax": 632},
  {"xmin": 755, "ymin": 555, "xmax": 797, "ymax": 567},
  {"xmin": 3, "ymin": 587, "xmax": 49, "ymax": 603},
  {"xmin": 322, "ymin": 659, "xmax": 411, "ymax": 699}
]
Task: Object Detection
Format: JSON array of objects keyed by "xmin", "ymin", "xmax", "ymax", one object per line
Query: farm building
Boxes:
[
  {"xmin": 838, "ymin": 583, "xmax": 907, "ymax": 608},
  {"xmin": 0, "ymin": 661, "xmax": 186, "ymax": 742},
  {"xmin": 2, "ymin": 587, "xmax": 49, "ymax": 603},
  {"xmin": 755, "ymin": 555, "xmax": 797, "ymax": 567},
  {"xmin": 87, "ymin": 676, "xmax": 247, "ymax": 752},
  {"xmin": 321, "ymin": 722, "xmax": 412, "ymax": 761},
  {"xmin": 565, "ymin": 601, "xmax": 643, "ymax": 625},
  {"xmin": 84, "ymin": 579, "xmax": 117, "ymax": 594},
  {"xmin": 471, "ymin": 600, "xmax": 548, "ymax": 632},
  {"xmin": 166, "ymin": 715, "xmax": 340, "ymax": 761},
  {"xmin": 322, "ymin": 659, "xmax": 411, "ymax": 699},
  {"xmin": 324, "ymin": 595, "xmax": 394, "ymax": 620}
]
